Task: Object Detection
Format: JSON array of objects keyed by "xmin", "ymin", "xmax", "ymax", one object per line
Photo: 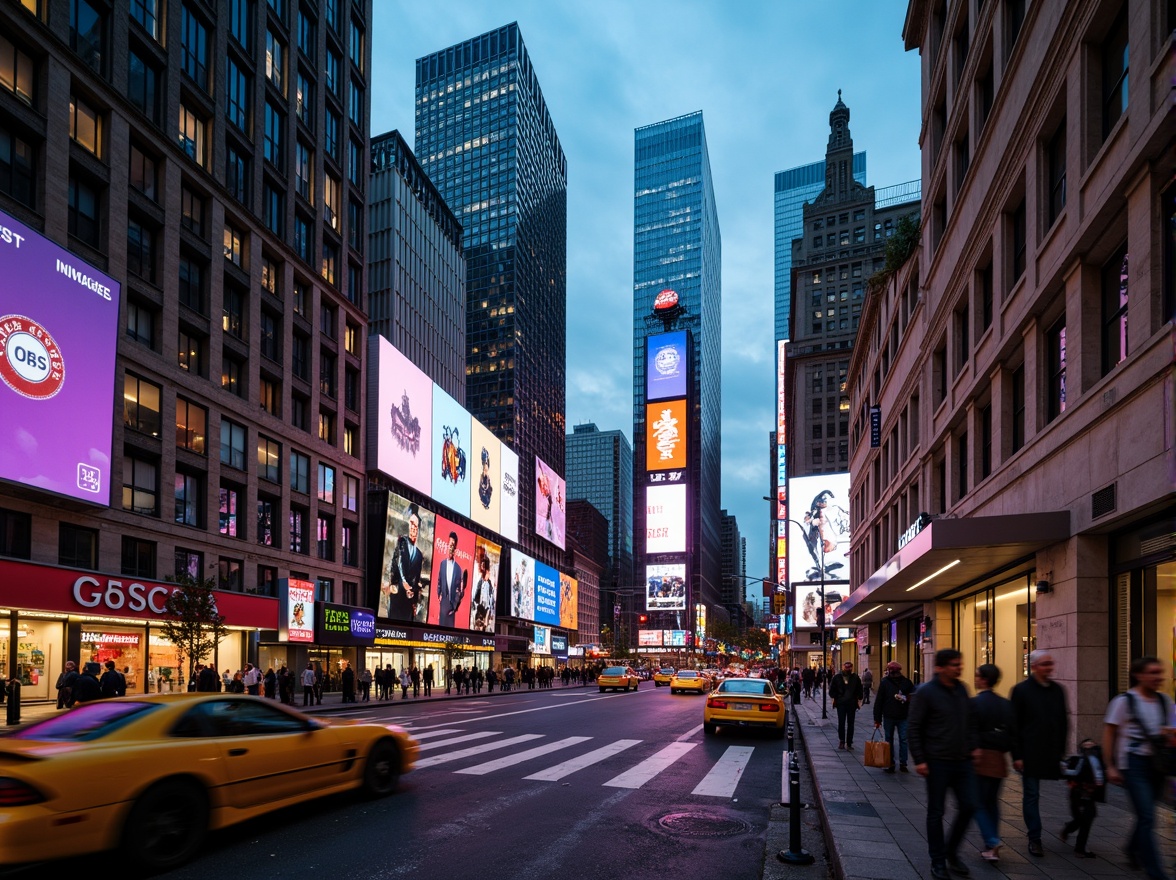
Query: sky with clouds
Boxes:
[{"xmin": 370, "ymin": 1, "xmax": 922, "ymax": 602}]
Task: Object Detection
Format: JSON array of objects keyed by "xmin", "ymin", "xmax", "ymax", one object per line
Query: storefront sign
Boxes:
[
  {"xmin": 869, "ymin": 405, "xmax": 882, "ymax": 448},
  {"xmin": 375, "ymin": 624, "xmax": 495, "ymax": 650},
  {"xmin": 80, "ymin": 631, "xmax": 141, "ymax": 644},
  {"xmin": 897, "ymin": 513, "xmax": 933, "ymax": 551},
  {"xmin": 316, "ymin": 603, "xmax": 375, "ymax": 647},
  {"xmin": 551, "ymin": 634, "xmax": 568, "ymax": 659}
]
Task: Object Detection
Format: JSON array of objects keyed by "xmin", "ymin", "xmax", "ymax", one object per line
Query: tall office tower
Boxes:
[
  {"xmin": 415, "ymin": 23, "xmax": 567, "ymax": 566},
  {"xmin": 0, "ymin": 0, "xmax": 372, "ymax": 689},
  {"xmin": 565, "ymin": 422, "xmax": 634, "ymax": 621},
  {"xmin": 718, "ymin": 509, "xmax": 745, "ymax": 609},
  {"xmin": 632, "ymin": 112, "xmax": 722, "ymax": 635},
  {"xmin": 368, "ymin": 130, "xmax": 465, "ymax": 403}
]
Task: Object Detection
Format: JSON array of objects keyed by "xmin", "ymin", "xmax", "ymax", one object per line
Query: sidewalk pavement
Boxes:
[{"xmin": 790, "ymin": 694, "xmax": 1176, "ymax": 880}]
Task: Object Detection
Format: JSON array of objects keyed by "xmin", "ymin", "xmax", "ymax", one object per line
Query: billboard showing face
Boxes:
[
  {"xmin": 645, "ymin": 484, "xmax": 687, "ymax": 554},
  {"xmin": 534, "ymin": 456, "xmax": 566, "ymax": 550},
  {"xmin": 469, "ymin": 536, "xmax": 501, "ymax": 632},
  {"xmin": 378, "ymin": 492, "xmax": 436, "ymax": 623},
  {"xmin": 795, "ymin": 586, "xmax": 846, "ymax": 629},
  {"xmin": 371, "ymin": 337, "xmax": 432, "ymax": 497},
  {"xmin": 646, "ymin": 562, "xmax": 687, "ymax": 611},
  {"xmin": 500, "ymin": 446, "xmax": 519, "ymax": 544},
  {"xmin": 432, "ymin": 387, "xmax": 471, "ymax": 518},
  {"xmin": 787, "ymin": 472, "xmax": 851, "ymax": 589},
  {"xmin": 533, "ymin": 560, "xmax": 560, "ymax": 626},
  {"xmin": 646, "ymin": 330, "xmax": 687, "ymax": 401},
  {"xmin": 646, "ymin": 399, "xmax": 687, "ymax": 470},
  {"xmin": 0, "ymin": 209, "xmax": 120, "ymax": 504},
  {"xmin": 559, "ymin": 572, "xmax": 578, "ymax": 631},
  {"xmin": 469, "ymin": 419, "xmax": 501, "ymax": 533},
  {"xmin": 508, "ymin": 548, "xmax": 535, "ymax": 621},
  {"xmin": 280, "ymin": 578, "xmax": 315, "ymax": 643},
  {"xmin": 428, "ymin": 516, "xmax": 475, "ymax": 629}
]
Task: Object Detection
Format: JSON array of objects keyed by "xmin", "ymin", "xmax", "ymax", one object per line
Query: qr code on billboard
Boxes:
[{"xmin": 77, "ymin": 464, "xmax": 101, "ymax": 494}]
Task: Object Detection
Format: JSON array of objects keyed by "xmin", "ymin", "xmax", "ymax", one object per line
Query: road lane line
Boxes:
[
  {"xmin": 415, "ymin": 734, "xmax": 544, "ymax": 769},
  {"xmin": 416, "ymin": 731, "xmax": 501, "ymax": 752},
  {"xmin": 406, "ymin": 729, "xmax": 465, "ymax": 741},
  {"xmin": 455, "ymin": 736, "xmax": 593, "ymax": 775},
  {"xmin": 691, "ymin": 746, "xmax": 755, "ymax": 798},
  {"xmin": 677, "ymin": 724, "xmax": 703, "ymax": 741},
  {"xmin": 602, "ymin": 741, "xmax": 697, "ymax": 789},
  {"xmin": 524, "ymin": 739, "xmax": 643, "ymax": 781}
]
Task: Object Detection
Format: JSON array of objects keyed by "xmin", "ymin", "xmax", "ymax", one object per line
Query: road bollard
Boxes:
[
  {"xmin": 787, "ymin": 721, "xmax": 795, "ymax": 755},
  {"xmin": 777, "ymin": 751, "xmax": 814, "ymax": 865},
  {"xmin": 5, "ymin": 679, "xmax": 20, "ymax": 726}
]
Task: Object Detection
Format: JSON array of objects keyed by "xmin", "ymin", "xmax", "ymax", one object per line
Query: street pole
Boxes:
[{"xmin": 820, "ymin": 545, "xmax": 827, "ymax": 720}]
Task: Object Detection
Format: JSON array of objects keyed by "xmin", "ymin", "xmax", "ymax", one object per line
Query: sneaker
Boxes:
[
  {"xmin": 1027, "ymin": 840, "xmax": 1044, "ymax": 858},
  {"xmin": 946, "ymin": 855, "xmax": 970, "ymax": 876},
  {"xmin": 838, "ymin": 742, "xmax": 845, "ymax": 750},
  {"xmin": 980, "ymin": 846, "xmax": 1000, "ymax": 862},
  {"xmin": 930, "ymin": 862, "xmax": 950, "ymax": 880},
  {"xmin": 899, "ymin": 763, "xmax": 909, "ymax": 772}
]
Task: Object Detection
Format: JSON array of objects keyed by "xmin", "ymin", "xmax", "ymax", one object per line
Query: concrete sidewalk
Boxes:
[{"xmin": 791, "ymin": 695, "xmax": 1176, "ymax": 880}]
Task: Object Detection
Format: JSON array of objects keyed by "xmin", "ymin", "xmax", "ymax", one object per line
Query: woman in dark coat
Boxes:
[
  {"xmin": 972, "ymin": 664, "xmax": 1016, "ymax": 862},
  {"xmin": 341, "ymin": 661, "xmax": 356, "ymax": 703},
  {"xmin": 263, "ymin": 667, "xmax": 277, "ymax": 699}
]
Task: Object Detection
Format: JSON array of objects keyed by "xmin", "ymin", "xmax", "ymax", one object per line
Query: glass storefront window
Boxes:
[
  {"xmin": 148, "ymin": 631, "xmax": 182, "ymax": 692},
  {"xmin": 1114, "ymin": 559, "xmax": 1176, "ymax": 694},
  {"xmin": 6, "ymin": 617, "xmax": 65, "ymax": 701},
  {"xmin": 82, "ymin": 626, "xmax": 146, "ymax": 693},
  {"xmin": 954, "ymin": 574, "xmax": 1035, "ymax": 696}
]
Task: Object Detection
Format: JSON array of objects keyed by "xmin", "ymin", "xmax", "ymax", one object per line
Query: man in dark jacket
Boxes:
[
  {"xmin": 874, "ymin": 660, "xmax": 916, "ymax": 772},
  {"xmin": 801, "ymin": 666, "xmax": 815, "ymax": 699},
  {"xmin": 829, "ymin": 660, "xmax": 864, "ymax": 750},
  {"xmin": 1010, "ymin": 650, "xmax": 1068, "ymax": 857},
  {"xmin": 99, "ymin": 660, "xmax": 126, "ymax": 698},
  {"xmin": 56, "ymin": 660, "xmax": 78, "ymax": 709},
  {"xmin": 67, "ymin": 662, "xmax": 103, "ymax": 706},
  {"xmin": 196, "ymin": 663, "xmax": 219, "ymax": 692},
  {"xmin": 908, "ymin": 648, "xmax": 975, "ymax": 880}
]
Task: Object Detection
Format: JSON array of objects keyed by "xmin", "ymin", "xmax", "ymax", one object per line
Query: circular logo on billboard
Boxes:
[
  {"xmin": 653, "ymin": 289, "xmax": 679, "ymax": 311},
  {"xmin": 654, "ymin": 344, "xmax": 680, "ymax": 376},
  {"xmin": 0, "ymin": 315, "xmax": 65, "ymax": 400}
]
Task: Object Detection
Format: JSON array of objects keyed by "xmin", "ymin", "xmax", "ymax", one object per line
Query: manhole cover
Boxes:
[{"xmin": 656, "ymin": 811, "xmax": 751, "ymax": 838}]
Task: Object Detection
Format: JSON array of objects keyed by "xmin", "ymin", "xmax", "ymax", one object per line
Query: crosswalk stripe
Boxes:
[
  {"xmin": 602, "ymin": 741, "xmax": 697, "ymax": 789},
  {"xmin": 415, "ymin": 734, "xmax": 544, "ymax": 769},
  {"xmin": 691, "ymin": 746, "xmax": 755, "ymax": 798},
  {"xmin": 407, "ymin": 729, "xmax": 465, "ymax": 741},
  {"xmin": 524, "ymin": 739, "xmax": 643, "ymax": 781},
  {"xmin": 455, "ymin": 736, "xmax": 593, "ymax": 776},
  {"xmin": 416, "ymin": 731, "xmax": 501, "ymax": 753}
]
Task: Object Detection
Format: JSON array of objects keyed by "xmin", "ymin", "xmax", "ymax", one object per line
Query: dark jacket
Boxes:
[
  {"xmin": 1010, "ymin": 676, "xmax": 1068, "ymax": 778},
  {"xmin": 971, "ymin": 689, "xmax": 1015, "ymax": 752},
  {"xmin": 908, "ymin": 676, "xmax": 974, "ymax": 764},
  {"xmin": 68, "ymin": 672, "xmax": 102, "ymax": 706},
  {"xmin": 197, "ymin": 667, "xmax": 219, "ymax": 692},
  {"xmin": 873, "ymin": 673, "xmax": 916, "ymax": 722},
  {"xmin": 829, "ymin": 671, "xmax": 863, "ymax": 708},
  {"xmin": 99, "ymin": 669, "xmax": 126, "ymax": 698}
]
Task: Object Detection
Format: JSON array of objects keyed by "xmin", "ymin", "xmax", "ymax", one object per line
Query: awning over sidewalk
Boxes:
[{"xmin": 834, "ymin": 512, "xmax": 1070, "ymax": 623}]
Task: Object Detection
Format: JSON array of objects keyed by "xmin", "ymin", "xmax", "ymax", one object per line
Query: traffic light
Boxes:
[{"xmin": 638, "ymin": 614, "xmax": 648, "ymax": 625}]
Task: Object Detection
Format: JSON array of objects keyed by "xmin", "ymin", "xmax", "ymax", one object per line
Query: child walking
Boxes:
[{"xmin": 1061, "ymin": 737, "xmax": 1106, "ymax": 858}]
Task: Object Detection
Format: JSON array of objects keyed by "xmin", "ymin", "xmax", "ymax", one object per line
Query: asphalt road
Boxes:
[{"xmin": 112, "ymin": 684, "xmax": 786, "ymax": 879}]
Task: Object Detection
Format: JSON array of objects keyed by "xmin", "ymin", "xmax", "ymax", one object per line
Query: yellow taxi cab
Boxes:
[
  {"xmin": 669, "ymin": 669, "xmax": 710, "ymax": 694},
  {"xmin": 0, "ymin": 693, "xmax": 417, "ymax": 872},
  {"xmin": 597, "ymin": 665, "xmax": 640, "ymax": 692},
  {"xmin": 703, "ymin": 677, "xmax": 786, "ymax": 736},
  {"xmin": 653, "ymin": 668, "xmax": 675, "ymax": 687}
]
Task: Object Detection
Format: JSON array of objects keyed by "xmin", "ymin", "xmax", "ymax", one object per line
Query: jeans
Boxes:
[
  {"xmin": 836, "ymin": 705, "xmax": 857, "ymax": 745},
  {"xmin": 882, "ymin": 718, "xmax": 908, "ymax": 766},
  {"xmin": 925, "ymin": 759, "xmax": 976, "ymax": 864},
  {"xmin": 975, "ymin": 775, "xmax": 1004, "ymax": 848},
  {"xmin": 1063, "ymin": 788, "xmax": 1096, "ymax": 853},
  {"xmin": 1021, "ymin": 775, "xmax": 1042, "ymax": 842},
  {"xmin": 1124, "ymin": 752, "xmax": 1169, "ymax": 880}
]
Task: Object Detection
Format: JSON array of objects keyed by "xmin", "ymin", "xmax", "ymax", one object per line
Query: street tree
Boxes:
[{"xmin": 158, "ymin": 574, "xmax": 227, "ymax": 686}]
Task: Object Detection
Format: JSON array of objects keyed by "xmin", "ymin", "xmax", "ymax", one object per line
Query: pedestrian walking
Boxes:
[
  {"xmin": 101, "ymin": 660, "xmax": 127, "ymax": 697},
  {"xmin": 908, "ymin": 648, "xmax": 975, "ymax": 880},
  {"xmin": 399, "ymin": 667, "xmax": 410, "ymax": 699},
  {"xmin": 861, "ymin": 665, "xmax": 874, "ymax": 704},
  {"xmin": 410, "ymin": 665, "xmax": 421, "ymax": 698},
  {"xmin": 801, "ymin": 666, "xmax": 815, "ymax": 699},
  {"xmin": 1010, "ymin": 650, "xmax": 1068, "ymax": 858},
  {"xmin": 341, "ymin": 660, "xmax": 356, "ymax": 703},
  {"xmin": 55, "ymin": 660, "xmax": 78, "ymax": 709},
  {"xmin": 873, "ymin": 660, "xmax": 915, "ymax": 773},
  {"xmin": 302, "ymin": 662, "xmax": 316, "ymax": 706},
  {"xmin": 972, "ymin": 663, "xmax": 1015, "ymax": 862},
  {"xmin": 360, "ymin": 667, "xmax": 372, "ymax": 701},
  {"xmin": 314, "ymin": 662, "xmax": 324, "ymax": 705},
  {"xmin": 263, "ymin": 666, "xmax": 276, "ymax": 699},
  {"xmin": 829, "ymin": 660, "xmax": 864, "ymax": 751},
  {"xmin": 424, "ymin": 664, "xmax": 433, "ymax": 697},
  {"xmin": 67, "ymin": 662, "xmax": 103, "ymax": 706},
  {"xmin": 1061, "ymin": 736, "xmax": 1105, "ymax": 859},
  {"xmin": 243, "ymin": 662, "xmax": 261, "ymax": 695}
]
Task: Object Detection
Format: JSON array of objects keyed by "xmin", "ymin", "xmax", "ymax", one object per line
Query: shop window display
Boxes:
[
  {"xmin": 955, "ymin": 576, "xmax": 1036, "ymax": 697},
  {"xmin": 2, "ymin": 618, "xmax": 65, "ymax": 701}
]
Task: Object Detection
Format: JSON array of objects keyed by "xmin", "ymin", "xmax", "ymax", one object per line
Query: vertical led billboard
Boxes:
[
  {"xmin": 776, "ymin": 340, "xmax": 789, "ymax": 586},
  {"xmin": 0, "ymin": 209, "xmax": 120, "ymax": 504},
  {"xmin": 646, "ymin": 562, "xmax": 686, "ymax": 610},
  {"xmin": 279, "ymin": 578, "xmax": 316, "ymax": 643},
  {"xmin": 432, "ymin": 387, "xmax": 471, "ymax": 518},
  {"xmin": 646, "ymin": 399, "xmax": 687, "ymax": 470},
  {"xmin": 469, "ymin": 419, "xmax": 501, "ymax": 534},
  {"xmin": 427, "ymin": 517, "xmax": 475, "ymax": 629},
  {"xmin": 646, "ymin": 330, "xmax": 688, "ymax": 401},
  {"xmin": 370, "ymin": 337, "xmax": 433, "ymax": 497},
  {"xmin": 508, "ymin": 548, "xmax": 535, "ymax": 621},
  {"xmin": 559, "ymin": 572, "xmax": 579, "ymax": 631},
  {"xmin": 787, "ymin": 472, "xmax": 851, "ymax": 588},
  {"xmin": 534, "ymin": 456, "xmax": 566, "ymax": 550},
  {"xmin": 533, "ymin": 560, "xmax": 561, "ymax": 626},
  {"xmin": 379, "ymin": 492, "xmax": 436, "ymax": 623},
  {"xmin": 500, "ymin": 447, "xmax": 519, "ymax": 543},
  {"xmin": 645, "ymin": 483, "xmax": 687, "ymax": 554},
  {"xmin": 469, "ymin": 536, "xmax": 501, "ymax": 632}
]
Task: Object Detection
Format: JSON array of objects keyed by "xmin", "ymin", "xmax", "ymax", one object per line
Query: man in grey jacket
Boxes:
[{"xmin": 908, "ymin": 648, "xmax": 976, "ymax": 880}]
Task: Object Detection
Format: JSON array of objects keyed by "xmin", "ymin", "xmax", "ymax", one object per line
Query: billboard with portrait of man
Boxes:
[
  {"xmin": 427, "ymin": 516, "xmax": 475, "ymax": 629},
  {"xmin": 378, "ymin": 492, "xmax": 436, "ymax": 623}
]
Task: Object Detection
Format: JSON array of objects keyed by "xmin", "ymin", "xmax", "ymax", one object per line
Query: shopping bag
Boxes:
[{"xmin": 864, "ymin": 731, "xmax": 891, "ymax": 768}]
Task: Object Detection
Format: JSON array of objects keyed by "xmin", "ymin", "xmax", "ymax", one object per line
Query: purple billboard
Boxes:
[
  {"xmin": 646, "ymin": 330, "xmax": 687, "ymax": 401},
  {"xmin": 0, "ymin": 209, "xmax": 120, "ymax": 504}
]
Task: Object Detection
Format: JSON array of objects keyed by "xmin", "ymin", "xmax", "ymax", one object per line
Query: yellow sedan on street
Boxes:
[
  {"xmin": 703, "ymin": 678, "xmax": 786, "ymax": 736},
  {"xmin": 597, "ymin": 666, "xmax": 640, "ymax": 692},
  {"xmin": 0, "ymin": 693, "xmax": 417, "ymax": 872},
  {"xmin": 653, "ymin": 668, "xmax": 675, "ymax": 687},
  {"xmin": 669, "ymin": 669, "xmax": 710, "ymax": 694}
]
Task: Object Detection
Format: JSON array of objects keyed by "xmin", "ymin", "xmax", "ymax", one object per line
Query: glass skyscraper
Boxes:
[
  {"xmin": 632, "ymin": 112, "xmax": 722, "ymax": 627},
  {"xmin": 566, "ymin": 423, "xmax": 634, "ymax": 610},
  {"xmin": 415, "ymin": 23, "xmax": 567, "ymax": 564}
]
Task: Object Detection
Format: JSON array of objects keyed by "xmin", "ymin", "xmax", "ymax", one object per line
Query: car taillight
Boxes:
[
  {"xmin": 759, "ymin": 703, "xmax": 781, "ymax": 713},
  {"xmin": 707, "ymin": 699, "xmax": 727, "ymax": 709},
  {"xmin": 0, "ymin": 778, "xmax": 45, "ymax": 806}
]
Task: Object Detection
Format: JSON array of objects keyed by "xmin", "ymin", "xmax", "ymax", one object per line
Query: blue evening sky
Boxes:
[{"xmin": 371, "ymin": 1, "xmax": 922, "ymax": 602}]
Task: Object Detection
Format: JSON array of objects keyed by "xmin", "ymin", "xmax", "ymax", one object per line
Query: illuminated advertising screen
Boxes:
[
  {"xmin": 469, "ymin": 419, "xmax": 501, "ymax": 534},
  {"xmin": 378, "ymin": 491, "xmax": 436, "ymax": 623},
  {"xmin": 279, "ymin": 578, "xmax": 315, "ymax": 643},
  {"xmin": 533, "ymin": 560, "xmax": 561, "ymax": 626},
  {"xmin": 432, "ymin": 387, "xmax": 471, "ymax": 518},
  {"xmin": 534, "ymin": 456, "xmax": 566, "ymax": 550},
  {"xmin": 559, "ymin": 572, "xmax": 578, "ymax": 631},
  {"xmin": 638, "ymin": 629, "xmax": 662, "ymax": 647},
  {"xmin": 508, "ymin": 548, "xmax": 535, "ymax": 621},
  {"xmin": 551, "ymin": 633, "xmax": 568, "ymax": 657},
  {"xmin": 646, "ymin": 330, "xmax": 687, "ymax": 401},
  {"xmin": 532, "ymin": 625, "xmax": 551, "ymax": 654},
  {"xmin": 370, "ymin": 337, "xmax": 433, "ymax": 497},
  {"xmin": 787, "ymin": 472, "xmax": 851, "ymax": 587},
  {"xmin": 645, "ymin": 399, "xmax": 687, "ymax": 470},
  {"xmin": 645, "ymin": 484, "xmax": 686, "ymax": 554},
  {"xmin": 316, "ymin": 603, "xmax": 376, "ymax": 646},
  {"xmin": 776, "ymin": 339, "xmax": 789, "ymax": 599},
  {"xmin": 664, "ymin": 630, "xmax": 687, "ymax": 647},
  {"xmin": 500, "ymin": 446, "xmax": 519, "ymax": 544},
  {"xmin": 0, "ymin": 209, "xmax": 121, "ymax": 505},
  {"xmin": 469, "ymin": 535, "xmax": 501, "ymax": 633},
  {"xmin": 646, "ymin": 562, "xmax": 686, "ymax": 611},
  {"xmin": 427, "ymin": 516, "xmax": 476, "ymax": 629}
]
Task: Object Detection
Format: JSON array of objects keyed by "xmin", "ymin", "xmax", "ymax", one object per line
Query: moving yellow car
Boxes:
[
  {"xmin": 653, "ymin": 667, "xmax": 675, "ymax": 687},
  {"xmin": 597, "ymin": 665, "xmax": 640, "ymax": 692},
  {"xmin": 703, "ymin": 678, "xmax": 786, "ymax": 736},
  {"xmin": 669, "ymin": 669, "xmax": 709, "ymax": 694},
  {"xmin": 0, "ymin": 693, "xmax": 418, "ymax": 871}
]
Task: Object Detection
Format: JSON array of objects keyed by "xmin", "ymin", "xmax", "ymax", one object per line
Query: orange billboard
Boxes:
[{"xmin": 646, "ymin": 399, "xmax": 687, "ymax": 470}]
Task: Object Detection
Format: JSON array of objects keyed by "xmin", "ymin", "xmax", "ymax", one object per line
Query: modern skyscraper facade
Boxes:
[
  {"xmin": 414, "ymin": 22, "xmax": 568, "ymax": 566},
  {"xmin": 719, "ymin": 509, "xmax": 745, "ymax": 608},
  {"xmin": 565, "ymin": 422, "xmax": 634, "ymax": 618},
  {"xmin": 632, "ymin": 112, "xmax": 722, "ymax": 631},
  {"xmin": 368, "ymin": 130, "xmax": 465, "ymax": 403}
]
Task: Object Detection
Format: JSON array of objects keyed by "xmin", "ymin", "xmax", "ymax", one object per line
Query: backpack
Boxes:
[{"xmin": 1124, "ymin": 691, "xmax": 1176, "ymax": 776}]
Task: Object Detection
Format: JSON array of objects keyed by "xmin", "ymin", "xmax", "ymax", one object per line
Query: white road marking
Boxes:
[
  {"xmin": 456, "ymin": 736, "xmax": 593, "ymax": 775},
  {"xmin": 416, "ymin": 731, "xmax": 501, "ymax": 752},
  {"xmin": 406, "ymin": 728, "xmax": 465, "ymax": 741},
  {"xmin": 602, "ymin": 741, "xmax": 697, "ymax": 789},
  {"xmin": 691, "ymin": 746, "xmax": 755, "ymax": 798},
  {"xmin": 524, "ymin": 739, "xmax": 643, "ymax": 781},
  {"xmin": 415, "ymin": 734, "xmax": 544, "ymax": 769},
  {"xmin": 678, "ymin": 724, "xmax": 703, "ymax": 741}
]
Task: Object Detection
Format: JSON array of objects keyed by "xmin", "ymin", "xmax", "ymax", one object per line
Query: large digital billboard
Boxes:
[
  {"xmin": 534, "ymin": 455, "xmax": 566, "ymax": 550},
  {"xmin": 0, "ymin": 209, "xmax": 120, "ymax": 504},
  {"xmin": 470, "ymin": 535, "xmax": 501, "ymax": 632},
  {"xmin": 559, "ymin": 572, "xmax": 578, "ymax": 631},
  {"xmin": 469, "ymin": 420, "xmax": 501, "ymax": 534},
  {"xmin": 432, "ymin": 387, "xmax": 471, "ymax": 518},
  {"xmin": 500, "ymin": 446, "xmax": 519, "ymax": 543},
  {"xmin": 533, "ymin": 560, "xmax": 561, "ymax": 626},
  {"xmin": 646, "ymin": 399, "xmax": 687, "ymax": 470},
  {"xmin": 508, "ymin": 548, "xmax": 535, "ymax": 621},
  {"xmin": 646, "ymin": 562, "xmax": 687, "ymax": 611},
  {"xmin": 787, "ymin": 470, "xmax": 851, "ymax": 590},
  {"xmin": 645, "ymin": 484, "xmax": 687, "ymax": 554},
  {"xmin": 776, "ymin": 340, "xmax": 789, "ymax": 588},
  {"xmin": 646, "ymin": 330, "xmax": 687, "ymax": 401},
  {"xmin": 638, "ymin": 629, "xmax": 662, "ymax": 647},
  {"xmin": 427, "ymin": 516, "xmax": 475, "ymax": 629},
  {"xmin": 378, "ymin": 491, "xmax": 436, "ymax": 623},
  {"xmin": 370, "ymin": 337, "xmax": 432, "ymax": 497}
]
